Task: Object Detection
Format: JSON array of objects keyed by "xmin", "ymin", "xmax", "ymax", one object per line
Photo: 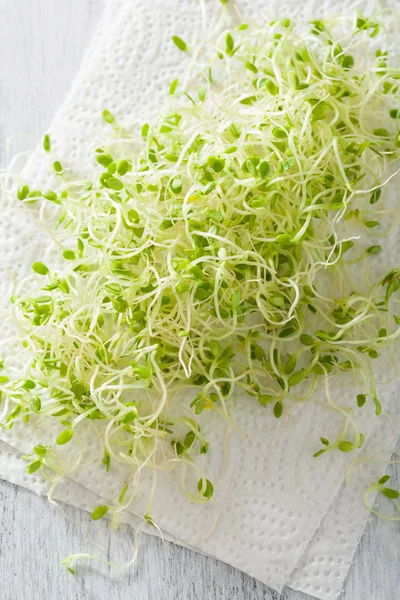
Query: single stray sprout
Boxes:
[
  {"xmin": 61, "ymin": 557, "xmax": 76, "ymax": 575},
  {"xmin": 364, "ymin": 474, "xmax": 400, "ymax": 521},
  {"xmin": 2, "ymin": 11, "xmax": 400, "ymax": 531}
]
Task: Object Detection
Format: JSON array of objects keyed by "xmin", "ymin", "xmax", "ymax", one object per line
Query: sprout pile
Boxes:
[{"xmin": 1, "ymin": 9, "xmax": 400, "ymax": 520}]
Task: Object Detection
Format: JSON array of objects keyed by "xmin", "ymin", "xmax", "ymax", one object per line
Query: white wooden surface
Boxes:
[{"xmin": 0, "ymin": 2, "xmax": 398, "ymax": 599}]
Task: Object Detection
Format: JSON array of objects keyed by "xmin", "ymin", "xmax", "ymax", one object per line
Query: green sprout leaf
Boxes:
[
  {"xmin": 357, "ymin": 394, "xmax": 367, "ymax": 408},
  {"xmin": 43, "ymin": 134, "xmax": 51, "ymax": 152},
  {"xmin": 144, "ymin": 514, "xmax": 155, "ymax": 526},
  {"xmin": 91, "ymin": 505, "xmax": 109, "ymax": 520},
  {"xmin": 172, "ymin": 36, "xmax": 187, "ymax": 51},
  {"xmin": 32, "ymin": 262, "xmax": 49, "ymax": 276},
  {"xmin": 300, "ymin": 334, "xmax": 314, "ymax": 346},
  {"xmin": 381, "ymin": 488, "xmax": 399, "ymax": 499},
  {"xmin": 27, "ymin": 460, "xmax": 42, "ymax": 474},
  {"xmin": 273, "ymin": 401, "xmax": 283, "ymax": 418},
  {"xmin": 378, "ymin": 475, "xmax": 391, "ymax": 485},
  {"xmin": 170, "ymin": 79, "xmax": 179, "ymax": 95},
  {"xmin": 102, "ymin": 109, "xmax": 115, "ymax": 124},
  {"xmin": 338, "ymin": 441, "xmax": 354, "ymax": 452},
  {"xmin": 197, "ymin": 478, "xmax": 214, "ymax": 499},
  {"xmin": 258, "ymin": 394, "xmax": 275, "ymax": 407},
  {"xmin": 62, "ymin": 250, "xmax": 75, "ymax": 260},
  {"xmin": 18, "ymin": 184, "xmax": 30, "ymax": 200},
  {"xmin": 56, "ymin": 429, "xmax": 74, "ymax": 446}
]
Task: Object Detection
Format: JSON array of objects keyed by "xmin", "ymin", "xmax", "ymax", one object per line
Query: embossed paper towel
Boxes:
[
  {"xmin": 0, "ymin": 403, "xmax": 397, "ymax": 600},
  {"xmin": 0, "ymin": 1, "xmax": 399, "ymax": 599}
]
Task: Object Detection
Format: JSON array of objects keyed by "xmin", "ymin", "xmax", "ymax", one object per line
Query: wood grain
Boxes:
[{"xmin": 0, "ymin": 2, "xmax": 398, "ymax": 599}]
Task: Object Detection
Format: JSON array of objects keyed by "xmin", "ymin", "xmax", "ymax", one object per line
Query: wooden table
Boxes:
[{"xmin": 0, "ymin": 1, "xmax": 398, "ymax": 598}]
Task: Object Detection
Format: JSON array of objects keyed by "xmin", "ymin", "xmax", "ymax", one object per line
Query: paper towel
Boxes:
[
  {"xmin": 0, "ymin": 399, "xmax": 397, "ymax": 600},
  {"xmin": 0, "ymin": 1, "xmax": 399, "ymax": 598}
]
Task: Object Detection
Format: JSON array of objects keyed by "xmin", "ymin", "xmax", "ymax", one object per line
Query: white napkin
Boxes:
[{"xmin": 0, "ymin": 1, "xmax": 398, "ymax": 598}]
